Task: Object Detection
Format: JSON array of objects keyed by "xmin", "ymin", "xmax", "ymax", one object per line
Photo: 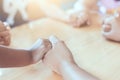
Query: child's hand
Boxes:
[
  {"xmin": 0, "ymin": 21, "xmax": 11, "ymax": 46},
  {"xmin": 43, "ymin": 36, "xmax": 74, "ymax": 74},
  {"xmin": 68, "ymin": 11, "xmax": 90, "ymax": 28},
  {"xmin": 30, "ymin": 39, "xmax": 52, "ymax": 64},
  {"xmin": 102, "ymin": 12, "xmax": 120, "ymax": 42}
]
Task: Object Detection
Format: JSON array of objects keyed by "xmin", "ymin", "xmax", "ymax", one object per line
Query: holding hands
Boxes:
[{"xmin": 43, "ymin": 36, "xmax": 75, "ymax": 74}]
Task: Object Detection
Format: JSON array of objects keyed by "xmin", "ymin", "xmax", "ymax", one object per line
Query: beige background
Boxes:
[{"xmin": 1, "ymin": 0, "xmax": 120, "ymax": 80}]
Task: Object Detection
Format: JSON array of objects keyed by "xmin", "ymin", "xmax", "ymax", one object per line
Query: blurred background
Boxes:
[{"xmin": 0, "ymin": 0, "xmax": 76, "ymax": 27}]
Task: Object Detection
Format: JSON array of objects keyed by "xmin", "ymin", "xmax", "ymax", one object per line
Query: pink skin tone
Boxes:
[
  {"xmin": 0, "ymin": 20, "xmax": 99, "ymax": 79},
  {"xmin": 102, "ymin": 12, "xmax": 120, "ymax": 41},
  {"xmin": 68, "ymin": 10, "xmax": 90, "ymax": 28},
  {"xmin": 101, "ymin": 0, "xmax": 120, "ymax": 41},
  {"xmin": 69, "ymin": 0, "xmax": 120, "ymax": 41},
  {"xmin": 69, "ymin": 0, "xmax": 120, "ymax": 28},
  {"xmin": 67, "ymin": 0, "xmax": 99, "ymax": 28},
  {"xmin": 0, "ymin": 35, "xmax": 100, "ymax": 80},
  {"xmin": 0, "ymin": 21, "xmax": 11, "ymax": 46},
  {"xmin": 43, "ymin": 36, "xmax": 99, "ymax": 80},
  {"xmin": 68, "ymin": 0, "xmax": 92, "ymax": 28}
]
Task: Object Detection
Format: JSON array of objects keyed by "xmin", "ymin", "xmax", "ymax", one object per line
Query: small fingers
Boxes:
[
  {"xmin": 0, "ymin": 31, "xmax": 10, "ymax": 37},
  {"xmin": 102, "ymin": 24, "xmax": 113, "ymax": 39},
  {"xmin": 0, "ymin": 31, "xmax": 11, "ymax": 46},
  {"xmin": 49, "ymin": 35, "xmax": 59, "ymax": 46},
  {"xmin": 0, "ymin": 41, "xmax": 4, "ymax": 45},
  {"xmin": 102, "ymin": 24, "xmax": 112, "ymax": 32},
  {"xmin": 77, "ymin": 12, "xmax": 89, "ymax": 27},
  {"xmin": 49, "ymin": 35, "xmax": 65, "ymax": 48},
  {"xmin": 4, "ymin": 36, "xmax": 11, "ymax": 46},
  {"xmin": 31, "ymin": 38, "xmax": 52, "ymax": 63}
]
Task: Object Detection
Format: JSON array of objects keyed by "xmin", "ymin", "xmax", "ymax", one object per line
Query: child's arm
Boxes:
[
  {"xmin": 0, "ymin": 39, "xmax": 51, "ymax": 68},
  {"xmin": 43, "ymin": 36, "xmax": 99, "ymax": 80},
  {"xmin": 0, "ymin": 45, "xmax": 32, "ymax": 67},
  {"xmin": 38, "ymin": 0, "xmax": 69, "ymax": 23}
]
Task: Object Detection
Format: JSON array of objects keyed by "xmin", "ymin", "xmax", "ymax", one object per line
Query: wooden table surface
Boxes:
[{"xmin": 0, "ymin": 13, "xmax": 120, "ymax": 80}]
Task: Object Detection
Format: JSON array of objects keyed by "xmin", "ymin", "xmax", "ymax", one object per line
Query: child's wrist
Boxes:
[
  {"xmin": 26, "ymin": 50, "xmax": 34, "ymax": 64},
  {"xmin": 59, "ymin": 60, "xmax": 76, "ymax": 73}
]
